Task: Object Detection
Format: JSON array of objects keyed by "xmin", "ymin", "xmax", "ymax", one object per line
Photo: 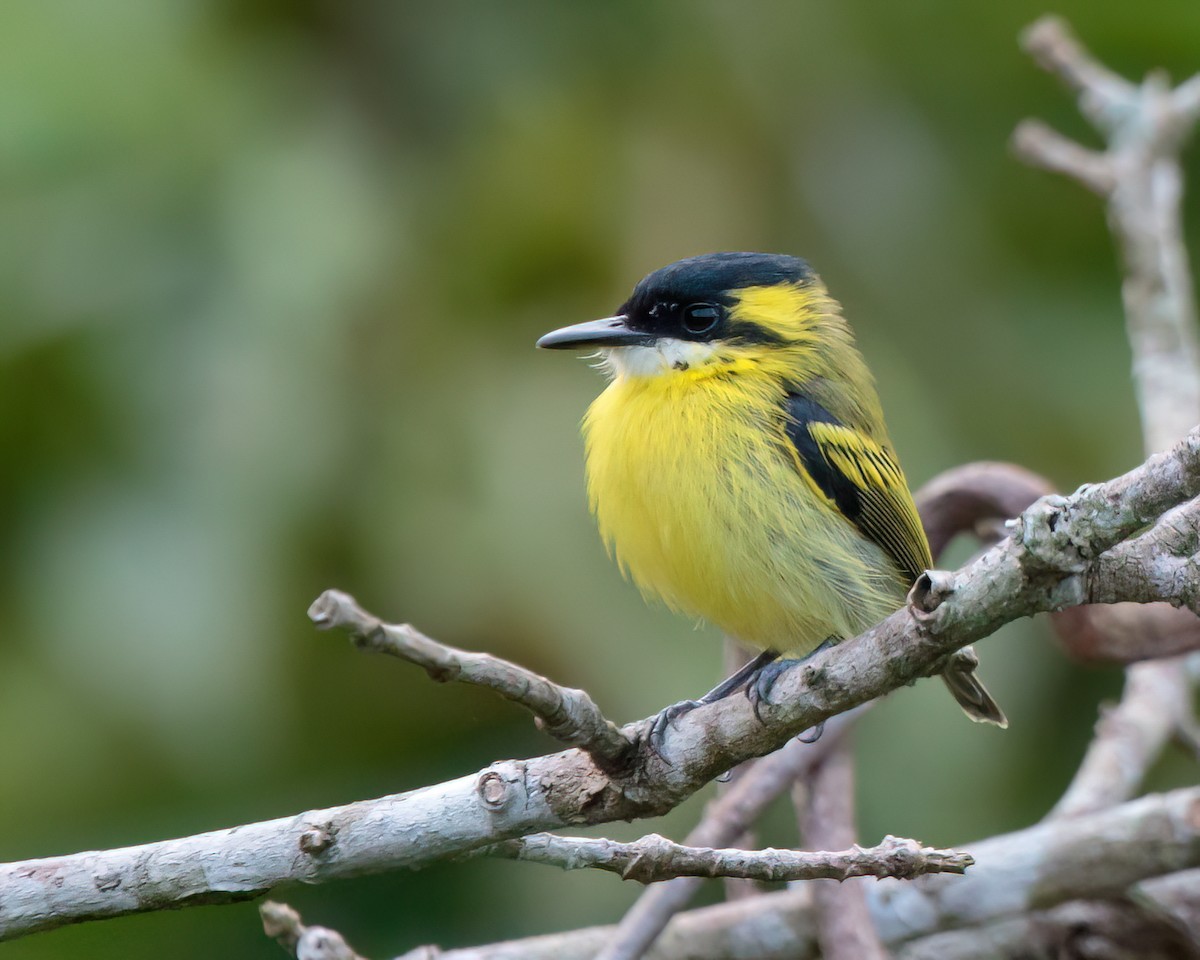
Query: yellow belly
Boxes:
[{"xmin": 583, "ymin": 367, "xmax": 903, "ymax": 653}]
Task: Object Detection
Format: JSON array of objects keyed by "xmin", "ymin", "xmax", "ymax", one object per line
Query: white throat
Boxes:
[{"xmin": 599, "ymin": 338, "xmax": 719, "ymax": 379}]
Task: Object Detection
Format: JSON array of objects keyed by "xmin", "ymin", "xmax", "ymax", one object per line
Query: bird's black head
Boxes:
[
  {"xmin": 536, "ymin": 252, "xmax": 815, "ymax": 352},
  {"xmin": 617, "ymin": 253, "xmax": 814, "ymax": 343}
]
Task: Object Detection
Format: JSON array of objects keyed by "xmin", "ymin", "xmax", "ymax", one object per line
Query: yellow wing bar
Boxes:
[{"xmin": 785, "ymin": 395, "xmax": 931, "ymax": 584}]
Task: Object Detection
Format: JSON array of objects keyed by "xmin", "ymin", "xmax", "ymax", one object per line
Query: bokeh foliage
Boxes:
[{"xmin": 3, "ymin": 2, "xmax": 1199, "ymax": 956}]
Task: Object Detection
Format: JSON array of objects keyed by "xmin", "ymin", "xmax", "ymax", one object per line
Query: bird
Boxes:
[{"xmin": 537, "ymin": 252, "xmax": 1006, "ymax": 737}]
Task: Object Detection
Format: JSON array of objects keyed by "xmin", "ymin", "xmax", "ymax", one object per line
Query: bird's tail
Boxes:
[{"xmin": 940, "ymin": 646, "xmax": 1007, "ymax": 727}]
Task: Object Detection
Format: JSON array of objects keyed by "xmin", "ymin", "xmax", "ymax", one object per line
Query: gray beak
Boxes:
[{"xmin": 536, "ymin": 316, "xmax": 652, "ymax": 350}]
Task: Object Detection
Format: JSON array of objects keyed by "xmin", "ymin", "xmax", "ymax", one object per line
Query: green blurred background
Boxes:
[{"xmin": 3, "ymin": 1, "xmax": 1199, "ymax": 956}]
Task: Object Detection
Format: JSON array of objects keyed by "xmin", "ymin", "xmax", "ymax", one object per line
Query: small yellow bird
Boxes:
[{"xmin": 538, "ymin": 252, "xmax": 1005, "ymax": 732}]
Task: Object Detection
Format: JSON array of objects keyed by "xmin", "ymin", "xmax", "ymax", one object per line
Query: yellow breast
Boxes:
[{"xmin": 583, "ymin": 362, "xmax": 902, "ymax": 654}]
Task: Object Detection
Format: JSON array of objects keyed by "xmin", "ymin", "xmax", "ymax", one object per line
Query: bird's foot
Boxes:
[
  {"xmin": 646, "ymin": 698, "xmax": 705, "ymax": 757},
  {"xmin": 646, "ymin": 649, "xmax": 788, "ymax": 755},
  {"xmin": 744, "ymin": 638, "xmax": 838, "ymax": 724},
  {"xmin": 745, "ymin": 658, "xmax": 804, "ymax": 723}
]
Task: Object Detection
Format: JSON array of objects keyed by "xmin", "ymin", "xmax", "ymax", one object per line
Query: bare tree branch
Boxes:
[
  {"xmin": 1049, "ymin": 655, "xmax": 1194, "ymax": 819},
  {"xmin": 309, "ymin": 589, "xmax": 635, "ymax": 772},
  {"xmin": 1016, "ymin": 15, "xmax": 1200, "ymax": 449},
  {"xmin": 1051, "ymin": 602, "xmax": 1200, "ymax": 664},
  {"xmin": 1014, "ymin": 15, "xmax": 1200, "ymax": 822},
  {"xmin": 284, "ymin": 787, "xmax": 1200, "ymax": 959},
  {"xmin": 478, "ymin": 833, "xmax": 970, "ymax": 884},
  {"xmin": 866, "ymin": 789, "xmax": 1200, "ymax": 946},
  {"xmin": 594, "ymin": 710, "xmax": 860, "ymax": 960},
  {"xmin": 1012, "ymin": 119, "xmax": 1115, "ymax": 194},
  {"xmin": 597, "ymin": 460, "xmax": 1049, "ymax": 960},
  {"xmin": 262, "ymin": 901, "xmax": 367, "ymax": 960},
  {"xmin": 914, "ymin": 462, "xmax": 1054, "ymax": 559},
  {"xmin": 280, "ymin": 871, "xmax": 1200, "ymax": 960},
  {"xmin": 4, "ymin": 428, "xmax": 1200, "ymax": 941},
  {"xmin": 894, "ymin": 870, "xmax": 1200, "ymax": 959},
  {"xmin": 1020, "ymin": 15, "xmax": 1137, "ymax": 133},
  {"xmin": 801, "ymin": 738, "xmax": 889, "ymax": 960},
  {"xmin": 914, "ymin": 461, "xmax": 1200, "ymax": 663},
  {"xmin": 716, "ymin": 637, "xmax": 765, "ymax": 903}
]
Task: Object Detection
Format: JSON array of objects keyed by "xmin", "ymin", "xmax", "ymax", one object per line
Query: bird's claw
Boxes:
[
  {"xmin": 745, "ymin": 657, "xmax": 802, "ymax": 723},
  {"xmin": 796, "ymin": 719, "xmax": 826, "ymax": 743},
  {"xmin": 646, "ymin": 698, "xmax": 704, "ymax": 757}
]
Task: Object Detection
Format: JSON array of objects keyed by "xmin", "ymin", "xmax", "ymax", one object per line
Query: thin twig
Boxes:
[
  {"xmin": 480, "ymin": 833, "xmax": 971, "ymax": 884},
  {"xmin": 716, "ymin": 638, "xmax": 765, "ymax": 903},
  {"xmin": 5, "ymin": 432, "xmax": 1200, "ymax": 940},
  {"xmin": 595, "ymin": 461, "xmax": 1047, "ymax": 960},
  {"xmin": 309, "ymin": 590, "xmax": 634, "ymax": 772},
  {"xmin": 271, "ymin": 869, "xmax": 1200, "ymax": 960},
  {"xmin": 893, "ymin": 871, "xmax": 1200, "ymax": 960},
  {"xmin": 1015, "ymin": 15, "xmax": 1200, "ymax": 448},
  {"xmin": 320, "ymin": 787, "xmax": 1200, "ymax": 959},
  {"xmin": 1014, "ymin": 15, "xmax": 1200, "ymax": 820},
  {"xmin": 1049, "ymin": 655, "xmax": 1194, "ymax": 818},
  {"xmin": 1013, "ymin": 119, "xmax": 1115, "ymax": 194},
  {"xmin": 594, "ymin": 710, "xmax": 859, "ymax": 960},
  {"xmin": 261, "ymin": 901, "xmax": 367, "ymax": 960},
  {"xmin": 1020, "ymin": 15, "xmax": 1136, "ymax": 132}
]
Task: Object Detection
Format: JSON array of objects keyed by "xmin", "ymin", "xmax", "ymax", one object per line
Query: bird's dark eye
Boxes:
[{"xmin": 681, "ymin": 303, "xmax": 721, "ymax": 335}]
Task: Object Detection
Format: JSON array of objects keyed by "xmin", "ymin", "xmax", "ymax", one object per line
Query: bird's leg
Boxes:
[
  {"xmin": 746, "ymin": 637, "xmax": 839, "ymax": 727},
  {"xmin": 700, "ymin": 648, "xmax": 781, "ymax": 703},
  {"xmin": 647, "ymin": 649, "xmax": 780, "ymax": 753}
]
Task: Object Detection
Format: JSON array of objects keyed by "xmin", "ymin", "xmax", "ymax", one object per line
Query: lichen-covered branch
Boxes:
[
  {"xmin": 3, "ymin": 428, "xmax": 1200, "ymax": 941},
  {"xmin": 309, "ymin": 589, "xmax": 634, "ymax": 771},
  {"xmin": 914, "ymin": 462, "xmax": 1054, "ymax": 559},
  {"xmin": 596, "ymin": 460, "xmax": 1053, "ymax": 960},
  {"xmin": 866, "ymin": 787, "xmax": 1200, "ymax": 945},
  {"xmin": 915, "ymin": 461, "xmax": 1200, "ymax": 664},
  {"xmin": 479, "ymin": 833, "xmax": 969, "ymax": 885},
  {"xmin": 597, "ymin": 461, "xmax": 1063, "ymax": 960},
  {"xmin": 593, "ymin": 709, "xmax": 860, "ymax": 960},
  {"xmin": 266, "ymin": 18, "xmax": 1200, "ymax": 960},
  {"xmin": 289, "ymin": 786, "xmax": 1200, "ymax": 960},
  {"xmin": 892, "ymin": 869, "xmax": 1200, "ymax": 959},
  {"xmin": 1013, "ymin": 14, "xmax": 1200, "ymax": 821}
]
